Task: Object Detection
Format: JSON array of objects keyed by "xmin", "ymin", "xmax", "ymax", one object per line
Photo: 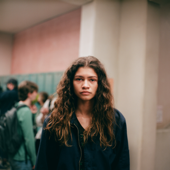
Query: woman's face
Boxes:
[{"xmin": 73, "ymin": 67, "xmax": 98, "ymax": 101}]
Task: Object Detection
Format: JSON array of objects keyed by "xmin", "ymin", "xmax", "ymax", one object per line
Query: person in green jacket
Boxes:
[{"xmin": 9, "ymin": 81, "xmax": 38, "ymax": 170}]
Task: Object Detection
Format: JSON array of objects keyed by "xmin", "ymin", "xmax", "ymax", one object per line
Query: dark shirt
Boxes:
[
  {"xmin": 35, "ymin": 109, "xmax": 130, "ymax": 170},
  {"xmin": 0, "ymin": 89, "xmax": 19, "ymax": 115},
  {"xmin": 74, "ymin": 116, "xmax": 85, "ymax": 170}
]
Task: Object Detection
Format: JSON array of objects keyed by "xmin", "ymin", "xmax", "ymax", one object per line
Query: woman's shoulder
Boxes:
[
  {"xmin": 114, "ymin": 108, "xmax": 126, "ymax": 126},
  {"xmin": 113, "ymin": 109, "xmax": 128, "ymax": 141},
  {"xmin": 43, "ymin": 113, "xmax": 51, "ymax": 127}
]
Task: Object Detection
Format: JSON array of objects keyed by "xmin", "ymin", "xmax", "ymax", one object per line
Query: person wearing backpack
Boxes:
[{"xmin": 9, "ymin": 81, "xmax": 38, "ymax": 170}]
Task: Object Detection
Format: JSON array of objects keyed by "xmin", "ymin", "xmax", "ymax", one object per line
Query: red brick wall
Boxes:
[{"xmin": 11, "ymin": 8, "xmax": 81, "ymax": 74}]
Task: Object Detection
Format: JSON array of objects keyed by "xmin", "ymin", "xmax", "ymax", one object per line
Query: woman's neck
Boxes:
[
  {"xmin": 75, "ymin": 99, "xmax": 94, "ymax": 130},
  {"xmin": 76, "ymin": 99, "xmax": 94, "ymax": 118}
]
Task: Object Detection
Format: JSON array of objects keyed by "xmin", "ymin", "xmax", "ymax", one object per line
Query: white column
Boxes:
[{"xmin": 79, "ymin": 1, "xmax": 96, "ymax": 56}]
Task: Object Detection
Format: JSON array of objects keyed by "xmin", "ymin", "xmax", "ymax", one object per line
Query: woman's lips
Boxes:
[{"xmin": 80, "ymin": 91, "xmax": 91, "ymax": 95}]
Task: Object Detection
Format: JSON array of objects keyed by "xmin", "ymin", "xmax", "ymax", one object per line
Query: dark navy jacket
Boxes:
[
  {"xmin": 35, "ymin": 109, "xmax": 130, "ymax": 170},
  {"xmin": 0, "ymin": 89, "xmax": 19, "ymax": 116}
]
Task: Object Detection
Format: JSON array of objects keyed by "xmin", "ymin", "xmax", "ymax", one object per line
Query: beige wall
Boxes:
[
  {"xmin": 155, "ymin": 129, "xmax": 170, "ymax": 170},
  {"xmin": 116, "ymin": 1, "xmax": 159, "ymax": 170},
  {"xmin": 0, "ymin": 32, "xmax": 13, "ymax": 76},
  {"xmin": 117, "ymin": 1, "xmax": 159, "ymax": 170},
  {"xmin": 141, "ymin": 2, "xmax": 160, "ymax": 169}
]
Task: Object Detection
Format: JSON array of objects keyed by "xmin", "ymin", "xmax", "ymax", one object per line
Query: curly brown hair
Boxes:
[{"xmin": 46, "ymin": 56, "xmax": 116, "ymax": 147}]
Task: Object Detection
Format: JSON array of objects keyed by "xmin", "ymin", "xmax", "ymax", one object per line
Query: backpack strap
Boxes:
[{"xmin": 15, "ymin": 104, "xmax": 28, "ymax": 110}]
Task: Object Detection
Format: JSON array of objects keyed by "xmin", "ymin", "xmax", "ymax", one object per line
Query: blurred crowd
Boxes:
[{"xmin": 0, "ymin": 78, "xmax": 56, "ymax": 170}]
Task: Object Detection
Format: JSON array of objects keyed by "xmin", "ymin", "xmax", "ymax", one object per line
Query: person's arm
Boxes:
[
  {"xmin": 36, "ymin": 113, "xmax": 43, "ymax": 127},
  {"xmin": 36, "ymin": 99, "xmax": 50, "ymax": 127},
  {"xmin": 18, "ymin": 108, "xmax": 36, "ymax": 167},
  {"xmin": 41, "ymin": 108, "xmax": 49, "ymax": 123},
  {"xmin": 35, "ymin": 119, "xmax": 49, "ymax": 170},
  {"xmin": 50, "ymin": 97, "xmax": 57, "ymax": 110}
]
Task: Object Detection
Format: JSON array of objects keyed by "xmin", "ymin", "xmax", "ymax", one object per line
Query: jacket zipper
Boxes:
[{"xmin": 74, "ymin": 124, "xmax": 82, "ymax": 170}]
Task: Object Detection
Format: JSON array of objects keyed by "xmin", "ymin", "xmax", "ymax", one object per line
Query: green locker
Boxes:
[{"xmin": 0, "ymin": 72, "xmax": 63, "ymax": 95}]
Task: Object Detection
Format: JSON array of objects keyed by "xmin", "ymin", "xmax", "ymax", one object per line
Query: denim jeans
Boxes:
[{"xmin": 9, "ymin": 158, "xmax": 32, "ymax": 170}]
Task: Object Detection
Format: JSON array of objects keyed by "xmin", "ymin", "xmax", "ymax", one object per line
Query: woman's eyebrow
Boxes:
[
  {"xmin": 74, "ymin": 75, "xmax": 98, "ymax": 78},
  {"xmin": 88, "ymin": 76, "xmax": 98, "ymax": 78},
  {"xmin": 74, "ymin": 75, "xmax": 83, "ymax": 77}
]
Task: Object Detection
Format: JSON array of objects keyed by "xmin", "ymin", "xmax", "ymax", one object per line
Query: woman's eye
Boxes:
[
  {"xmin": 90, "ymin": 79, "xmax": 96, "ymax": 82},
  {"xmin": 76, "ymin": 78, "xmax": 82, "ymax": 81}
]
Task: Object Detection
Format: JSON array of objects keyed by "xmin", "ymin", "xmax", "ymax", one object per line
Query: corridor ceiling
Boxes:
[{"xmin": 0, "ymin": 0, "xmax": 92, "ymax": 34}]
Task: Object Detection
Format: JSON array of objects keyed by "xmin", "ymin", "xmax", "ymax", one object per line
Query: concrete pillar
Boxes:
[
  {"xmin": 117, "ymin": 1, "xmax": 160, "ymax": 170},
  {"xmin": 141, "ymin": 3, "xmax": 160, "ymax": 170},
  {"xmin": 79, "ymin": 1, "xmax": 160, "ymax": 170},
  {"xmin": 0, "ymin": 32, "xmax": 13, "ymax": 76}
]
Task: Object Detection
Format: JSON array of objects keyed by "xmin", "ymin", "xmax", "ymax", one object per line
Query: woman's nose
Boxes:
[{"xmin": 82, "ymin": 79, "xmax": 89, "ymax": 88}]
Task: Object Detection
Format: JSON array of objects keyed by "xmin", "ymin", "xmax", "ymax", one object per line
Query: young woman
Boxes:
[{"xmin": 35, "ymin": 56, "xmax": 130, "ymax": 170}]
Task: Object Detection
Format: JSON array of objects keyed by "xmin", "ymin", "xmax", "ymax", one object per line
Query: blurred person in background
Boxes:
[
  {"xmin": 9, "ymin": 81, "xmax": 38, "ymax": 170},
  {"xmin": 0, "ymin": 83, "xmax": 3, "ymax": 94},
  {"xmin": 30, "ymin": 94, "xmax": 39, "ymax": 137},
  {"xmin": 30, "ymin": 91, "xmax": 48, "ymax": 138},
  {"xmin": 0, "ymin": 78, "xmax": 19, "ymax": 116},
  {"xmin": 37, "ymin": 92, "xmax": 49, "ymax": 107},
  {"xmin": 35, "ymin": 56, "xmax": 130, "ymax": 170},
  {"xmin": 0, "ymin": 78, "xmax": 19, "ymax": 169},
  {"xmin": 35, "ymin": 91, "xmax": 49, "ymax": 153},
  {"xmin": 35, "ymin": 94, "xmax": 56, "ymax": 154}
]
